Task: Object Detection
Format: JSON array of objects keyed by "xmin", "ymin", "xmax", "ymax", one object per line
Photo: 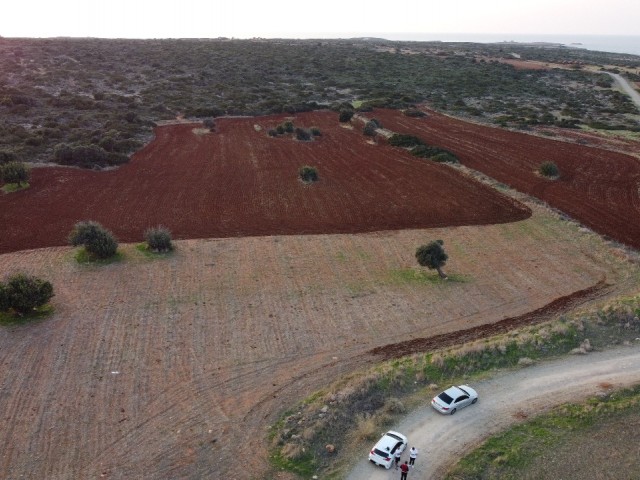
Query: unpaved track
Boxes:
[
  {"xmin": 347, "ymin": 345, "xmax": 640, "ymax": 480},
  {"xmin": 607, "ymin": 72, "xmax": 640, "ymax": 110}
]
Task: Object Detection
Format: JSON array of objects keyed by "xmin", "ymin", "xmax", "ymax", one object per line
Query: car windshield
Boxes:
[
  {"xmin": 438, "ymin": 391, "xmax": 454, "ymax": 404},
  {"xmin": 458, "ymin": 386, "xmax": 470, "ymax": 395},
  {"xmin": 386, "ymin": 433, "xmax": 403, "ymax": 442}
]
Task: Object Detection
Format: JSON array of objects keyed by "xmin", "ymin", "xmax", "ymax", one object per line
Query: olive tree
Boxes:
[
  {"xmin": 68, "ymin": 221, "xmax": 118, "ymax": 259},
  {"xmin": 1, "ymin": 161, "xmax": 30, "ymax": 186},
  {"xmin": 415, "ymin": 240, "xmax": 449, "ymax": 279},
  {"xmin": 0, "ymin": 274, "xmax": 54, "ymax": 315}
]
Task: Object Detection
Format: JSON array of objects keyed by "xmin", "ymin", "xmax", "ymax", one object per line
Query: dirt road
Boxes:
[
  {"xmin": 347, "ymin": 345, "xmax": 640, "ymax": 480},
  {"xmin": 607, "ymin": 72, "xmax": 640, "ymax": 110}
]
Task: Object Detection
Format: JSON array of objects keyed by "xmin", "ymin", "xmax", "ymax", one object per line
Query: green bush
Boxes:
[
  {"xmin": 430, "ymin": 152, "xmax": 459, "ymax": 164},
  {"xmin": 310, "ymin": 127, "xmax": 321, "ymax": 136},
  {"xmin": 144, "ymin": 226, "xmax": 173, "ymax": 252},
  {"xmin": 68, "ymin": 221, "xmax": 118, "ymax": 259},
  {"xmin": 0, "ymin": 161, "xmax": 30, "ymax": 185},
  {"xmin": 299, "ymin": 165, "xmax": 319, "ymax": 183},
  {"xmin": 0, "ymin": 273, "xmax": 54, "ymax": 315},
  {"xmin": 388, "ymin": 134, "xmax": 423, "ymax": 148},
  {"xmin": 539, "ymin": 161, "xmax": 560, "ymax": 177},
  {"xmin": 0, "ymin": 151, "xmax": 18, "ymax": 164},
  {"xmin": 283, "ymin": 121, "xmax": 294, "ymax": 133}
]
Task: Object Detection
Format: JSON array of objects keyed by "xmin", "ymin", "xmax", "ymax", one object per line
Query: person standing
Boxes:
[
  {"xmin": 394, "ymin": 449, "xmax": 402, "ymax": 469},
  {"xmin": 400, "ymin": 460, "xmax": 409, "ymax": 479},
  {"xmin": 409, "ymin": 446, "xmax": 418, "ymax": 467}
]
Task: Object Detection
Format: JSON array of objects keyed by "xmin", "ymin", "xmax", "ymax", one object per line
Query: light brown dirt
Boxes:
[{"xmin": 0, "ymin": 201, "xmax": 635, "ymax": 479}]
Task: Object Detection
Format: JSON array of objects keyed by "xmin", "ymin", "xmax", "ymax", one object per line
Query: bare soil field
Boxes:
[
  {"xmin": 372, "ymin": 108, "xmax": 640, "ymax": 250},
  {"xmin": 1, "ymin": 200, "xmax": 636, "ymax": 479},
  {"xmin": 0, "ymin": 111, "xmax": 530, "ymax": 255}
]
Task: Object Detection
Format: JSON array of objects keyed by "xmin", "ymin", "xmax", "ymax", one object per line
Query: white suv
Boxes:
[{"xmin": 368, "ymin": 430, "xmax": 408, "ymax": 469}]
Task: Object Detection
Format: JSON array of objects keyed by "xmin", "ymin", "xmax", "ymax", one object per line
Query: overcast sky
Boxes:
[{"xmin": 2, "ymin": 0, "xmax": 639, "ymax": 39}]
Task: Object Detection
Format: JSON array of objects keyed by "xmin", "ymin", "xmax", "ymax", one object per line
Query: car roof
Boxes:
[
  {"xmin": 374, "ymin": 431, "xmax": 407, "ymax": 450},
  {"xmin": 444, "ymin": 385, "xmax": 465, "ymax": 397}
]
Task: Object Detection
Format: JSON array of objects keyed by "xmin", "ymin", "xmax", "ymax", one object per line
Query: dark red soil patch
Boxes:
[
  {"xmin": 0, "ymin": 111, "xmax": 530, "ymax": 254},
  {"xmin": 372, "ymin": 108, "xmax": 640, "ymax": 250}
]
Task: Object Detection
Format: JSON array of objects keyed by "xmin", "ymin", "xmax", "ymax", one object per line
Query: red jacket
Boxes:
[{"xmin": 401, "ymin": 463, "xmax": 409, "ymax": 472}]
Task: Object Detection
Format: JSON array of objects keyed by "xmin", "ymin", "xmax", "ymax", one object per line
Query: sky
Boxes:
[{"xmin": 1, "ymin": 0, "xmax": 639, "ymax": 39}]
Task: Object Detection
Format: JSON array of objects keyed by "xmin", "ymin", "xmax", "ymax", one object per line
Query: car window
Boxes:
[
  {"xmin": 373, "ymin": 448, "xmax": 390, "ymax": 458},
  {"xmin": 438, "ymin": 392, "xmax": 454, "ymax": 404},
  {"xmin": 455, "ymin": 395, "xmax": 469, "ymax": 403}
]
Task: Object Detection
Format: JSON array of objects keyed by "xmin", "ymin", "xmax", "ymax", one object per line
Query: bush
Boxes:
[
  {"xmin": 144, "ymin": 226, "xmax": 173, "ymax": 252},
  {"xmin": 404, "ymin": 108, "xmax": 426, "ymax": 117},
  {"xmin": 0, "ymin": 151, "xmax": 18, "ymax": 165},
  {"xmin": 1, "ymin": 161, "xmax": 29, "ymax": 185},
  {"xmin": 363, "ymin": 120, "xmax": 380, "ymax": 137},
  {"xmin": 295, "ymin": 128, "xmax": 312, "ymax": 141},
  {"xmin": 0, "ymin": 273, "xmax": 54, "ymax": 315},
  {"xmin": 203, "ymin": 118, "xmax": 216, "ymax": 131},
  {"xmin": 539, "ymin": 161, "xmax": 560, "ymax": 177},
  {"xmin": 283, "ymin": 121, "xmax": 294, "ymax": 133},
  {"xmin": 68, "ymin": 221, "xmax": 118, "ymax": 259},
  {"xmin": 310, "ymin": 127, "xmax": 321, "ymax": 136},
  {"xmin": 268, "ymin": 129, "xmax": 278, "ymax": 137},
  {"xmin": 430, "ymin": 152, "xmax": 459, "ymax": 164},
  {"xmin": 299, "ymin": 166, "xmax": 319, "ymax": 183},
  {"xmin": 388, "ymin": 134, "xmax": 423, "ymax": 148},
  {"xmin": 338, "ymin": 110, "xmax": 354, "ymax": 123}
]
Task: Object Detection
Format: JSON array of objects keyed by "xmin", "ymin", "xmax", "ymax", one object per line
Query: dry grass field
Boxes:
[{"xmin": 0, "ymin": 199, "xmax": 636, "ymax": 479}]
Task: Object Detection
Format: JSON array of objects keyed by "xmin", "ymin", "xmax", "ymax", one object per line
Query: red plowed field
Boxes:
[
  {"xmin": 372, "ymin": 108, "xmax": 640, "ymax": 250},
  {"xmin": 0, "ymin": 111, "xmax": 530, "ymax": 254}
]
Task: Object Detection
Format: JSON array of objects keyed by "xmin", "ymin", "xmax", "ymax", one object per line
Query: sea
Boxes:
[{"xmin": 310, "ymin": 33, "xmax": 640, "ymax": 57}]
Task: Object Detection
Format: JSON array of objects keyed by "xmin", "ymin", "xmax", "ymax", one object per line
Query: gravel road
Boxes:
[
  {"xmin": 347, "ymin": 345, "xmax": 640, "ymax": 480},
  {"xmin": 607, "ymin": 72, "xmax": 640, "ymax": 110}
]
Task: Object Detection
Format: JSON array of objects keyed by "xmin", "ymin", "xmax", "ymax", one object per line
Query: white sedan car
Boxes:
[
  {"xmin": 368, "ymin": 430, "xmax": 408, "ymax": 469},
  {"xmin": 431, "ymin": 385, "xmax": 478, "ymax": 415}
]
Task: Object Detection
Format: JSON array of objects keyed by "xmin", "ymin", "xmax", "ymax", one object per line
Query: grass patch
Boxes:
[
  {"xmin": 74, "ymin": 248, "xmax": 125, "ymax": 265},
  {"xmin": 0, "ymin": 304, "xmax": 54, "ymax": 326},
  {"xmin": 1, "ymin": 182, "xmax": 29, "ymax": 193},
  {"xmin": 446, "ymin": 384, "xmax": 640, "ymax": 479},
  {"xmin": 386, "ymin": 268, "xmax": 469, "ymax": 285},
  {"xmin": 135, "ymin": 243, "xmax": 175, "ymax": 259}
]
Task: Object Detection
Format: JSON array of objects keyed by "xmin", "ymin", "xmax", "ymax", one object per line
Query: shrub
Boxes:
[
  {"xmin": 268, "ymin": 129, "xmax": 278, "ymax": 137},
  {"xmin": 68, "ymin": 221, "xmax": 118, "ymax": 259},
  {"xmin": 53, "ymin": 143, "xmax": 73, "ymax": 163},
  {"xmin": 203, "ymin": 118, "xmax": 216, "ymax": 131},
  {"xmin": 283, "ymin": 121, "xmax": 294, "ymax": 133},
  {"xmin": 404, "ymin": 108, "xmax": 426, "ymax": 117},
  {"xmin": 310, "ymin": 127, "xmax": 321, "ymax": 136},
  {"xmin": 539, "ymin": 161, "xmax": 560, "ymax": 177},
  {"xmin": 295, "ymin": 128, "xmax": 311, "ymax": 141},
  {"xmin": 276, "ymin": 125, "xmax": 285, "ymax": 135},
  {"xmin": 1, "ymin": 161, "xmax": 30, "ymax": 185},
  {"xmin": 338, "ymin": 110, "xmax": 354, "ymax": 123},
  {"xmin": 0, "ymin": 273, "xmax": 54, "ymax": 315},
  {"xmin": 363, "ymin": 120, "xmax": 379, "ymax": 137},
  {"xmin": 388, "ymin": 134, "xmax": 423, "ymax": 148},
  {"xmin": 430, "ymin": 152, "xmax": 459, "ymax": 164},
  {"xmin": 144, "ymin": 226, "xmax": 173, "ymax": 252},
  {"xmin": 299, "ymin": 166, "xmax": 319, "ymax": 183},
  {"xmin": 0, "ymin": 151, "xmax": 18, "ymax": 165}
]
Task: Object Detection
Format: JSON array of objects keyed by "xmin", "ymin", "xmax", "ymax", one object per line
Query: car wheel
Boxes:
[
  {"xmin": 450, "ymin": 408, "xmax": 457, "ymax": 415},
  {"xmin": 471, "ymin": 398, "xmax": 477, "ymax": 404}
]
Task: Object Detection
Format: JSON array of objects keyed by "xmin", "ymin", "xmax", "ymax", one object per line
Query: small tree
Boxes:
[
  {"xmin": 203, "ymin": 118, "xmax": 216, "ymax": 131},
  {"xmin": 539, "ymin": 161, "xmax": 559, "ymax": 178},
  {"xmin": 299, "ymin": 166, "xmax": 319, "ymax": 183},
  {"xmin": 0, "ymin": 274, "xmax": 54, "ymax": 315},
  {"xmin": 1, "ymin": 161, "xmax": 30, "ymax": 186},
  {"xmin": 339, "ymin": 110, "xmax": 354, "ymax": 123},
  {"xmin": 415, "ymin": 240, "xmax": 449, "ymax": 279},
  {"xmin": 68, "ymin": 221, "xmax": 118, "ymax": 259},
  {"xmin": 145, "ymin": 226, "xmax": 173, "ymax": 252},
  {"xmin": 363, "ymin": 120, "xmax": 380, "ymax": 137},
  {"xmin": 295, "ymin": 128, "xmax": 312, "ymax": 141}
]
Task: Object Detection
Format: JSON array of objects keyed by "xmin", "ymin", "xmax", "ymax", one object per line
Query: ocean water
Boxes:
[{"xmin": 365, "ymin": 33, "xmax": 640, "ymax": 57}]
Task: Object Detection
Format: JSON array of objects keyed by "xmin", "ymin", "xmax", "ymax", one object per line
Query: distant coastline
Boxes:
[{"xmin": 366, "ymin": 33, "xmax": 640, "ymax": 57}]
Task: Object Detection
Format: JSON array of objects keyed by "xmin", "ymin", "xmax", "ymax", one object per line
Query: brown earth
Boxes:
[
  {"xmin": 371, "ymin": 108, "xmax": 640, "ymax": 250},
  {"xmin": 1, "ymin": 202, "xmax": 635, "ymax": 479},
  {"xmin": 0, "ymin": 111, "xmax": 530, "ymax": 255},
  {"xmin": 1, "ymin": 110, "xmax": 639, "ymax": 479}
]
